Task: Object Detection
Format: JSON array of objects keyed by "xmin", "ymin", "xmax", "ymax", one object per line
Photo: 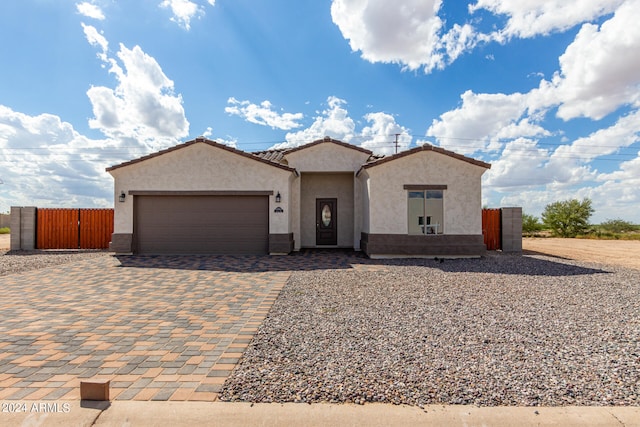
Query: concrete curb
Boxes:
[
  {"xmin": 2, "ymin": 401, "xmax": 638, "ymax": 427},
  {"xmin": 0, "ymin": 401, "xmax": 107, "ymax": 427}
]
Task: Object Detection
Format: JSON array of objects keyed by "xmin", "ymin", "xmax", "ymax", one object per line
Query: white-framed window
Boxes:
[{"xmin": 405, "ymin": 185, "xmax": 446, "ymax": 235}]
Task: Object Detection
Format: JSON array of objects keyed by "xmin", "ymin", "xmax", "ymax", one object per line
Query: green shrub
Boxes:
[
  {"xmin": 598, "ymin": 218, "xmax": 637, "ymax": 233},
  {"xmin": 542, "ymin": 198, "xmax": 594, "ymax": 237},
  {"xmin": 0, "ymin": 227, "xmax": 9, "ymax": 234},
  {"xmin": 522, "ymin": 213, "xmax": 543, "ymax": 233}
]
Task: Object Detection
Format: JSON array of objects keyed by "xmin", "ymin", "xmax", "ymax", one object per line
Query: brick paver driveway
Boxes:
[{"xmin": 0, "ymin": 253, "xmax": 308, "ymax": 401}]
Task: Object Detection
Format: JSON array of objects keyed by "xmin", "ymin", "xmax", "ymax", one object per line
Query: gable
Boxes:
[
  {"xmin": 283, "ymin": 137, "xmax": 372, "ymax": 172},
  {"xmin": 107, "ymin": 137, "xmax": 294, "ymax": 174},
  {"xmin": 362, "ymin": 148, "xmax": 488, "ymax": 184},
  {"xmin": 360, "ymin": 143, "xmax": 490, "ymax": 174},
  {"xmin": 108, "ymin": 140, "xmax": 294, "ymax": 188}
]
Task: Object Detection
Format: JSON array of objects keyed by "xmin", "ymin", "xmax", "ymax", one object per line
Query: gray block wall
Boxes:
[
  {"xmin": 501, "ymin": 207, "xmax": 522, "ymax": 253},
  {"xmin": 10, "ymin": 206, "xmax": 37, "ymax": 251}
]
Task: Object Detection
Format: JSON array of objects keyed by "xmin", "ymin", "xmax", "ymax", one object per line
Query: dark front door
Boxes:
[{"xmin": 316, "ymin": 198, "xmax": 337, "ymax": 245}]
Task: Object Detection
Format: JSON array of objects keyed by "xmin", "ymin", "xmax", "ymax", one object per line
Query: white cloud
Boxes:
[
  {"xmin": 160, "ymin": 0, "xmax": 204, "ymax": 30},
  {"xmin": 494, "ymin": 172, "xmax": 640, "ymax": 223},
  {"xmin": 272, "ymin": 97, "xmax": 357, "ymax": 149},
  {"xmin": 428, "ymin": 1, "xmax": 640, "ymax": 154},
  {"xmin": 359, "ymin": 112, "xmax": 412, "ymax": 154},
  {"xmin": 494, "ymin": 117, "xmax": 551, "ymax": 141},
  {"xmin": 492, "ymin": 188, "xmax": 571, "ymax": 219},
  {"xmin": 0, "ymin": 105, "xmax": 113, "ymax": 212},
  {"xmin": 588, "ymin": 177, "xmax": 640, "ymax": 222},
  {"xmin": 597, "ymin": 151, "xmax": 640, "ymax": 182},
  {"xmin": 440, "ymin": 2, "xmax": 640, "ymax": 222},
  {"xmin": 551, "ymin": 110, "xmax": 640, "ymax": 165},
  {"xmin": 86, "ymin": 42, "xmax": 189, "ymax": 147},
  {"xmin": 0, "ymin": 24, "xmax": 197, "ymax": 212},
  {"xmin": 426, "ymin": 90, "xmax": 533, "ymax": 154},
  {"xmin": 225, "ymin": 98, "xmax": 303, "ymax": 130},
  {"xmin": 483, "ymin": 109, "xmax": 640, "ymax": 196},
  {"xmin": 533, "ymin": 1, "xmax": 640, "ymax": 120},
  {"xmin": 482, "ymin": 110, "xmax": 640, "ymax": 221},
  {"xmin": 81, "ymin": 24, "xmax": 108, "ymax": 62},
  {"xmin": 76, "ymin": 2, "xmax": 106, "ymax": 20},
  {"xmin": 330, "ymin": 0, "xmax": 633, "ymax": 75},
  {"xmin": 268, "ymin": 99, "xmax": 412, "ymax": 155},
  {"xmin": 469, "ymin": 0, "xmax": 624, "ymax": 41},
  {"xmin": 483, "ymin": 138, "xmax": 551, "ymax": 188},
  {"xmin": 441, "ymin": 23, "xmax": 476, "ymax": 64},
  {"xmin": 331, "ymin": 0, "xmax": 477, "ymax": 73},
  {"xmin": 592, "ymin": 112, "xmax": 640, "ymax": 184},
  {"xmin": 202, "ymin": 127, "xmax": 237, "ymax": 148}
]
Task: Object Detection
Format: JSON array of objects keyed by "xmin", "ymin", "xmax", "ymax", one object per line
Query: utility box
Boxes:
[{"xmin": 80, "ymin": 380, "xmax": 110, "ymax": 401}]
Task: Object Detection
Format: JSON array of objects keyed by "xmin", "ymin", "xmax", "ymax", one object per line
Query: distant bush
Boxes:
[
  {"xmin": 522, "ymin": 213, "xmax": 543, "ymax": 234},
  {"xmin": 598, "ymin": 218, "xmax": 638, "ymax": 233},
  {"xmin": 577, "ymin": 218, "xmax": 640, "ymax": 240},
  {"xmin": 0, "ymin": 227, "xmax": 9, "ymax": 234}
]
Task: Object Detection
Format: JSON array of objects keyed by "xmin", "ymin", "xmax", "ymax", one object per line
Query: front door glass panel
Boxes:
[{"xmin": 321, "ymin": 204, "xmax": 331, "ymax": 227}]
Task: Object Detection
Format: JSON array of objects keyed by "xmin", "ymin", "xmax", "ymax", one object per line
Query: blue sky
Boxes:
[{"xmin": 1, "ymin": 0, "xmax": 639, "ymax": 223}]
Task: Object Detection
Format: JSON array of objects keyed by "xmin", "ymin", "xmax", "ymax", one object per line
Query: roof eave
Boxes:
[
  {"xmin": 361, "ymin": 144, "xmax": 491, "ymax": 170},
  {"xmin": 283, "ymin": 136, "xmax": 373, "ymax": 157}
]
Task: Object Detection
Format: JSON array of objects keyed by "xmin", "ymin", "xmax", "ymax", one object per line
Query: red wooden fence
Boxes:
[
  {"xmin": 36, "ymin": 208, "xmax": 113, "ymax": 249},
  {"xmin": 79, "ymin": 209, "xmax": 114, "ymax": 249},
  {"xmin": 482, "ymin": 208, "xmax": 501, "ymax": 250}
]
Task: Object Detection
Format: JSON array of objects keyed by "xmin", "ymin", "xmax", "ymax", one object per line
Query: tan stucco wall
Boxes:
[
  {"xmin": 359, "ymin": 173, "xmax": 371, "ymax": 234},
  {"xmin": 109, "ymin": 143, "xmax": 293, "ymax": 235},
  {"xmin": 290, "ymin": 174, "xmax": 301, "ymax": 250},
  {"xmin": 284, "ymin": 143, "xmax": 370, "ymax": 173},
  {"xmin": 299, "ymin": 173, "xmax": 354, "ymax": 248},
  {"xmin": 363, "ymin": 151, "xmax": 487, "ymax": 235},
  {"xmin": 353, "ymin": 176, "xmax": 363, "ymax": 249}
]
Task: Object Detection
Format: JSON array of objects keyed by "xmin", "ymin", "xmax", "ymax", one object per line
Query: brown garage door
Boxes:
[{"xmin": 135, "ymin": 195, "xmax": 269, "ymax": 254}]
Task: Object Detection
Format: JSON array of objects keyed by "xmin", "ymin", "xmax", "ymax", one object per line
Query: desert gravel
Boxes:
[
  {"xmin": 0, "ymin": 250, "xmax": 108, "ymax": 276},
  {"xmin": 221, "ymin": 253, "xmax": 640, "ymax": 407}
]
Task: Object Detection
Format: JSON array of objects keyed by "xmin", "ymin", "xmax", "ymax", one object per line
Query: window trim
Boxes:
[{"xmin": 403, "ymin": 184, "xmax": 447, "ymax": 191}]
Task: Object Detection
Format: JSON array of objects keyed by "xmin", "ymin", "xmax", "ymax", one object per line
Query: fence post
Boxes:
[
  {"xmin": 501, "ymin": 207, "xmax": 522, "ymax": 253},
  {"xmin": 22, "ymin": 207, "xmax": 37, "ymax": 250},
  {"xmin": 10, "ymin": 206, "xmax": 37, "ymax": 250}
]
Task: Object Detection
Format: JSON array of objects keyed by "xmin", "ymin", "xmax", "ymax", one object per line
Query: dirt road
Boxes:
[{"xmin": 523, "ymin": 237, "xmax": 640, "ymax": 270}]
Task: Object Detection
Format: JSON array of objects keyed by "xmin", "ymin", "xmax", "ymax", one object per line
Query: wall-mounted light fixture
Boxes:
[
  {"xmin": 275, "ymin": 191, "xmax": 281, "ymax": 203},
  {"xmin": 119, "ymin": 191, "xmax": 126, "ymax": 203}
]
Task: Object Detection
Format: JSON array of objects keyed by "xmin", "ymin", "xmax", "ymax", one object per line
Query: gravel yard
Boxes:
[
  {"xmin": 220, "ymin": 253, "xmax": 640, "ymax": 407},
  {"xmin": 2, "ymin": 248, "xmax": 638, "ymax": 407},
  {"xmin": 0, "ymin": 250, "xmax": 108, "ymax": 276}
]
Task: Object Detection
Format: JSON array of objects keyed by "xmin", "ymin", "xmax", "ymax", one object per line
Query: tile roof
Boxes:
[
  {"xmin": 106, "ymin": 137, "xmax": 489, "ymax": 175},
  {"xmin": 252, "ymin": 146, "xmax": 383, "ymax": 166},
  {"xmin": 251, "ymin": 149, "xmax": 287, "ymax": 164}
]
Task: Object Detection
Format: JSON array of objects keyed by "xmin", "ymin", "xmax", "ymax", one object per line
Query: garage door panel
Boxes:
[{"xmin": 135, "ymin": 195, "xmax": 268, "ymax": 254}]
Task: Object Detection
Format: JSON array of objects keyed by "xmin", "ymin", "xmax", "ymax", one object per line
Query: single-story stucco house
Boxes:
[{"xmin": 106, "ymin": 136, "xmax": 491, "ymax": 257}]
